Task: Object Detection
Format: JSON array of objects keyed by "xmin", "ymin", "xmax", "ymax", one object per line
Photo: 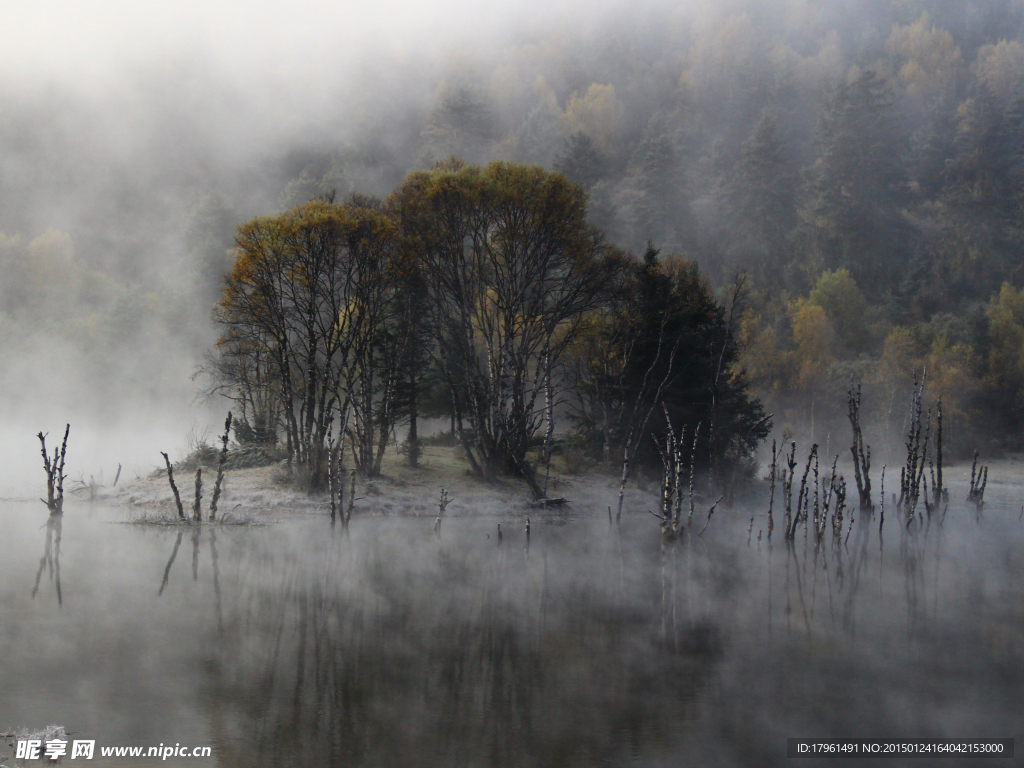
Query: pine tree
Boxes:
[
  {"xmin": 720, "ymin": 113, "xmax": 797, "ymax": 287},
  {"xmin": 554, "ymin": 132, "xmax": 606, "ymax": 190},
  {"xmin": 800, "ymin": 71, "xmax": 914, "ymax": 299}
]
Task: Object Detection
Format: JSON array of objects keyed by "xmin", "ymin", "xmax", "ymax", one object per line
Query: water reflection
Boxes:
[
  {"xmin": 31, "ymin": 514, "xmax": 62, "ymax": 607},
  {"xmin": 158, "ymin": 529, "xmax": 184, "ymax": 597},
  {"xmin": 2, "ymin": 491, "xmax": 1023, "ymax": 767},
  {"xmin": 198, "ymin": 522, "xmax": 719, "ymax": 768},
  {"xmin": 211, "ymin": 528, "xmax": 223, "ymax": 636}
]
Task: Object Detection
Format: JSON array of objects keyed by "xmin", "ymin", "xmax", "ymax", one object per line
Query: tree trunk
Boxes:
[{"xmin": 408, "ymin": 369, "xmax": 419, "ymax": 467}]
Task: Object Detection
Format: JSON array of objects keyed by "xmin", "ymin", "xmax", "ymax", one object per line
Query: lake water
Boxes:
[{"xmin": 1, "ymin": 484, "xmax": 1022, "ymax": 766}]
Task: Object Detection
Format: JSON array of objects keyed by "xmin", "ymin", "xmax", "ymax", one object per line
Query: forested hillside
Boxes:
[{"xmin": 1, "ymin": 0, "xmax": 1022, "ymax": 454}]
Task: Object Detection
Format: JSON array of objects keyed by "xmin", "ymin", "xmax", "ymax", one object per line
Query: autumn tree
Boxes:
[
  {"xmin": 387, "ymin": 238, "xmax": 434, "ymax": 468},
  {"xmin": 212, "ymin": 197, "xmax": 402, "ymax": 488},
  {"xmin": 887, "ymin": 13, "xmax": 964, "ymax": 117},
  {"xmin": 808, "ymin": 268, "xmax": 868, "ymax": 351},
  {"xmin": 337, "ymin": 198, "xmax": 407, "ymax": 478},
  {"xmin": 393, "ymin": 160, "xmax": 617, "ymax": 495},
  {"xmin": 787, "ymin": 298, "xmax": 834, "ymax": 393}
]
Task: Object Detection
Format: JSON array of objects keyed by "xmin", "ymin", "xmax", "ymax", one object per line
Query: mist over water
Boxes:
[
  {"xmin": 3, "ymin": 476, "xmax": 1022, "ymax": 766},
  {"xmin": 2, "ymin": 1, "xmax": 1024, "ymax": 765}
]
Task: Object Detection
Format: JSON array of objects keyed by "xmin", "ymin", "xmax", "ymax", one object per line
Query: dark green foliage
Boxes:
[
  {"xmin": 225, "ymin": 444, "xmax": 286, "ymax": 470},
  {"xmin": 234, "ymin": 417, "xmax": 276, "ymax": 447},
  {"xmin": 625, "ymin": 249, "xmax": 771, "ymax": 471},
  {"xmin": 939, "ymin": 83, "xmax": 1024, "ymax": 297},
  {"xmin": 716, "ymin": 114, "xmax": 797, "ymax": 287},
  {"xmin": 570, "ymin": 243, "xmax": 771, "ymax": 477},
  {"xmin": 554, "ymin": 132, "xmax": 606, "ymax": 189},
  {"xmin": 800, "ymin": 71, "xmax": 914, "ymax": 299}
]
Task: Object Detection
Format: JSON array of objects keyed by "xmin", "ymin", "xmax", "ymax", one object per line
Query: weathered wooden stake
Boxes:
[
  {"xmin": 327, "ymin": 419, "xmax": 336, "ymax": 523},
  {"xmin": 209, "ymin": 412, "xmax": 232, "ymax": 522},
  {"xmin": 434, "ymin": 487, "xmax": 451, "ymax": 536},
  {"xmin": 848, "ymin": 381, "xmax": 873, "ymax": 511},
  {"xmin": 767, "ymin": 439, "xmax": 777, "ymax": 541},
  {"xmin": 38, "ymin": 424, "xmax": 70, "ymax": 514},
  {"xmin": 967, "ymin": 451, "xmax": 988, "ymax": 509},
  {"xmin": 161, "ymin": 452, "xmax": 186, "ymax": 520},
  {"xmin": 193, "ymin": 467, "xmax": 203, "ymax": 522}
]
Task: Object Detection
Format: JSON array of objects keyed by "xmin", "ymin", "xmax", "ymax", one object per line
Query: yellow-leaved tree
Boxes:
[
  {"xmin": 788, "ymin": 297, "xmax": 834, "ymax": 392},
  {"xmin": 392, "ymin": 160, "xmax": 617, "ymax": 494},
  {"xmin": 561, "ymin": 84, "xmax": 624, "ymax": 152},
  {"xmin": 213, "ymin": 197, "xmax": 403, "ymax": 487},
  {"xmin": 808, "ymin": 268, "xmax": 867, "ymax": 351},
  {"xmin": 985, "ymin": 283, "xmax": 1024, "ymax": 423}
]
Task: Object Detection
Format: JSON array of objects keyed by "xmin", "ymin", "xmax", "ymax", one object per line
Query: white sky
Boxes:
[{"xmin": 0, "ymin": 0, "xmax": 632, "ymax": 89}]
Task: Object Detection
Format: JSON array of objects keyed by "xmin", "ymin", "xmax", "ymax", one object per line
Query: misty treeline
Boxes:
[
  {"xmin": 0, "ymin": 229, "xmax": 207, "ymax": 416},
  {"xmin": 252, "ymin": 1, "xmax": 1024, "ymax": 456},
  {"xmin": 205, "ymin": 160, "xmax": 768, "ymax": 493},
  {"xmin": 3, "ymin": 1, "xmax": 1024, "ymax": 448}
]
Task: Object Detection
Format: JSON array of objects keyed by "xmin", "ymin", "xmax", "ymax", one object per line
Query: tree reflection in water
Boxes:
[
  {"xmin": 200, "ymin": 520, "xmax": 721, "ymax": 768},
  {"xmin": 110, "ymin": 494, "xmax": 1024, "ymax": 768},
  {"xmin": 32, "ymin": 514, "xmax": 62, "ymax": 607}
]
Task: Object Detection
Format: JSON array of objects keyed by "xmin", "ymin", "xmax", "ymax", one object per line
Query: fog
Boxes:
[
  {"xmin": 0, "ymin": 0, "xmax": 620, "ymax": 489},
  {"xmin": 4, "ymin": 480, "xmax": 1023, "ymax": 765},
  {"xmin": 0, "ymin": 0, "xmax": 586, "ymax": 488},
  {"xmin": 2, "ymin": 3, "xmax": 1024, "ymax": 762},
  {"xmin": 4, "ymin": 0, "xmax": 1023, "ymax": 487}
]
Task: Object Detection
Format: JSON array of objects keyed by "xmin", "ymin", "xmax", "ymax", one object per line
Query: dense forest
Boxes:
[
  {"xmin": 208, "ymin": 162, "xmax": 768, "ymax": 494},
  {"xmin": 1, "ymin": 0, "xmax": 1023, "ymax": 465}
]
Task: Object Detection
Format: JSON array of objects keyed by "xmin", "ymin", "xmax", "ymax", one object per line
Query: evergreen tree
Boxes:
[
  {"xmin": 719, "ymin": 113, "xmax": 797, "ymax": 288},
  {"xmin": 420, "ymin": 84, "xmax": 495, "ymax": 164},
  {"xmin": 571, "ymin": 243, "xmax": 770, "ymax": 476},
  {"xmin": 618, "ymin": 120, "xmax": 688, "ymax": 254},
  {"xmin": 800, "ymin": 71, "xmax": 915, "ymax": 299},
  {"xmin": 940, "ymin": 82, "xmax": 1024, "ymax": 295},
  {"xmin": 389, "ymin": 251, "xmax": 433, "ymax": 467},
  {"xmin": 554, "ymin": 132, "xmax": 606, "ymax": 190}
]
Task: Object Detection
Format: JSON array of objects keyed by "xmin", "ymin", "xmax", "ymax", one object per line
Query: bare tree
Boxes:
[
  {"xmin": 38, "ymin": 425, "xmax": 69, "ymax": 514},
  {"xmin": 201, "ymin": 337, "xmax": 280, "ymax": 446}
]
